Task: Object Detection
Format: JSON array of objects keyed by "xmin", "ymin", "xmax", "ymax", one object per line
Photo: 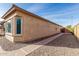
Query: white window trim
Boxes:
[
  {"xmin": 15, "ymin": 17, "xmax": 23, "ymax": 36},
  {"xmin": 5, "ymin": 19, "xmax": 12, "ymax": 35}
]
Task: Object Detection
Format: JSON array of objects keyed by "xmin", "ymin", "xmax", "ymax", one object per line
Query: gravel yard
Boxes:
[
  {"xmin": 0, "ymin": 34, "xmax": 62, "ymax": 56},
  {"xmin": 0, "ymin": 33, "xmax": 79, "ymax": 56},
  {"xmin": 28, "ymin": 34, "xmax": 79, "ymax": 56},
  {"xmin": 0, "ymin": 36, "xmax": 44, "ymax": 51},
  {"xmin": 0, "ymin": 36, "xmax": 27, "ymax": 51}
]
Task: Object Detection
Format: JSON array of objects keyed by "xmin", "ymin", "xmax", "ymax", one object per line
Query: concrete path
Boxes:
[{"xmin": 0, "ymin": 33, "xmax": 63, "ymax": 56}]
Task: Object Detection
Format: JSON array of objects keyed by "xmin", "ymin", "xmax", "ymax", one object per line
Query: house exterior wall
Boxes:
[
  {"xmin": 4, "ymin": 12, "xmax": 17, "ymax": 42},
  {"xmin": 4, "ymin": 10, "xmax": 61, "ymax": 42},
  {"xmin": 0, "ymin": 29, "xmax": 4, "ymax": 35},
  {"xmin": 74, "ymin": 25, "xmax": 79, "ymax": 40}
]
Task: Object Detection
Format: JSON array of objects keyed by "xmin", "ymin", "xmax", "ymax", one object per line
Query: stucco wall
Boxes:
[
  {"xmin": 5, "ymin": 34, "xmax": 14, "ymax": 42},
  {"xmin": 4, "ymin": 10, "xmax": 61, "ymax": 42},
  {"xmin": 13, "ymin": 11, "xmax": 61, "ymax": 42},
  {"xmin": 74, "ymin": 25, "xmax": 79, "ymax": 40},
  {"xmin": 4, "ymin": 12, "xmax": 18, "ymax": 42},
  {"xmin": 0, "ymin": 29, "xmax": 4, "ymax": 35}
]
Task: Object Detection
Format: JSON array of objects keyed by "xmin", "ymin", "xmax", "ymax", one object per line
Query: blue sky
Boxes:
[{"xmin": 0, "ymin": 3, "xmax": 79, "ymax": 27}]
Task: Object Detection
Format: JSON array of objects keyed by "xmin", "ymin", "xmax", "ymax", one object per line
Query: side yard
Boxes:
[
  {"xmin": 0, "ymin": 33, "xmax": 62, "ymax": 55},
  {"xmin": 0, "ymin": 33, "xmax": 79, "ymax": 56},
  {"xmin": 28, "ymin": 34, "xmax": 79, "ymax": 56}
]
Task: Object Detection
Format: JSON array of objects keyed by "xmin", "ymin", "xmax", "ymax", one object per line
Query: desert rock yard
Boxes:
[
  {"xmin": 0, "ymin": 33, "xmax": 79, "ymax": 56},
  {"xmin": 28, "ymin": 34, "xmax": 79, "ymax": 56}
]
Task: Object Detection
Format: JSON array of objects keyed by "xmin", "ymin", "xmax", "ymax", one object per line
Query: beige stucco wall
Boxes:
[
  {"xmin": 74, "ymin": 25, "xmax": 79, "ymax": 40},
  {"xmin": 0, "ymin": 29, "xmax": 4, "ymax": 35},
  {"xmin": 4, "ymin": 10, "xmax": 61, "ymax": 42},
  {"xmin": 4, "ymin": 12, "xmax": 18, "ymax": 42}
]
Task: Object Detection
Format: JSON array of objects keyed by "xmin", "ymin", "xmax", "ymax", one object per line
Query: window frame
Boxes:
[
  {"xmin": 5, "ymin": 19, "xmax": 12, "ymax": 35},
  {"xmin": 15, "ymin": 16, "xmax": 22, "ymax": 36}
]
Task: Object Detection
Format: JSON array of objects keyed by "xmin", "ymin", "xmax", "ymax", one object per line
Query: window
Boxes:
[
  {"xmin": 7, "ymin": 22, "xmax": 11, "ymax": 32},
  {"xmin": 16, "ymin": 17, "xmax": 22, "ymax": 34},
  {"xmin": 5, "ymin": 20, "xmax": 11, "ymax": 33}
]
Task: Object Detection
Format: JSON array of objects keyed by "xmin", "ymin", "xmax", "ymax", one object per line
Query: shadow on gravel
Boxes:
[
  {"xmin": 26, "ymin": 33, "xmax": 79, "ymax": 49},
  {"xmin": 0, "ymin": 33, "xmax": 59, "ymax": 51},
  {"xmin": 46, "ymin": 34, "xmax": 79, "ymax": 48},
  {"xmin": 0, "ymin": 33, "xmax": 78, "ymax": 51},
  {"xmin": 0, "ymin": 36, "xmax": 27, "ymax": 51}
]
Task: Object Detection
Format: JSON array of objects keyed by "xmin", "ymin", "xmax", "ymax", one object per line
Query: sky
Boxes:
[{"xmin": 0, "ymin": 3, "xmax": 79, "ymax": 27}]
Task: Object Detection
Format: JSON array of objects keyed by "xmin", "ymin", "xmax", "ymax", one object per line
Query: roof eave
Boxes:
[
  {"xmin": 1, "ymin": 4, "xmax": 62, "ymax": 27},
  {"xmin": 1, "ymin": 5, "xmax": 16, "ymax": 19}
]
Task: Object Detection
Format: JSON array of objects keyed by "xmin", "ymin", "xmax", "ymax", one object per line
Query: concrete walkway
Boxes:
[{"xmin": 0, "ymin": 33, "xmax": 63, "ymax": 56}]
